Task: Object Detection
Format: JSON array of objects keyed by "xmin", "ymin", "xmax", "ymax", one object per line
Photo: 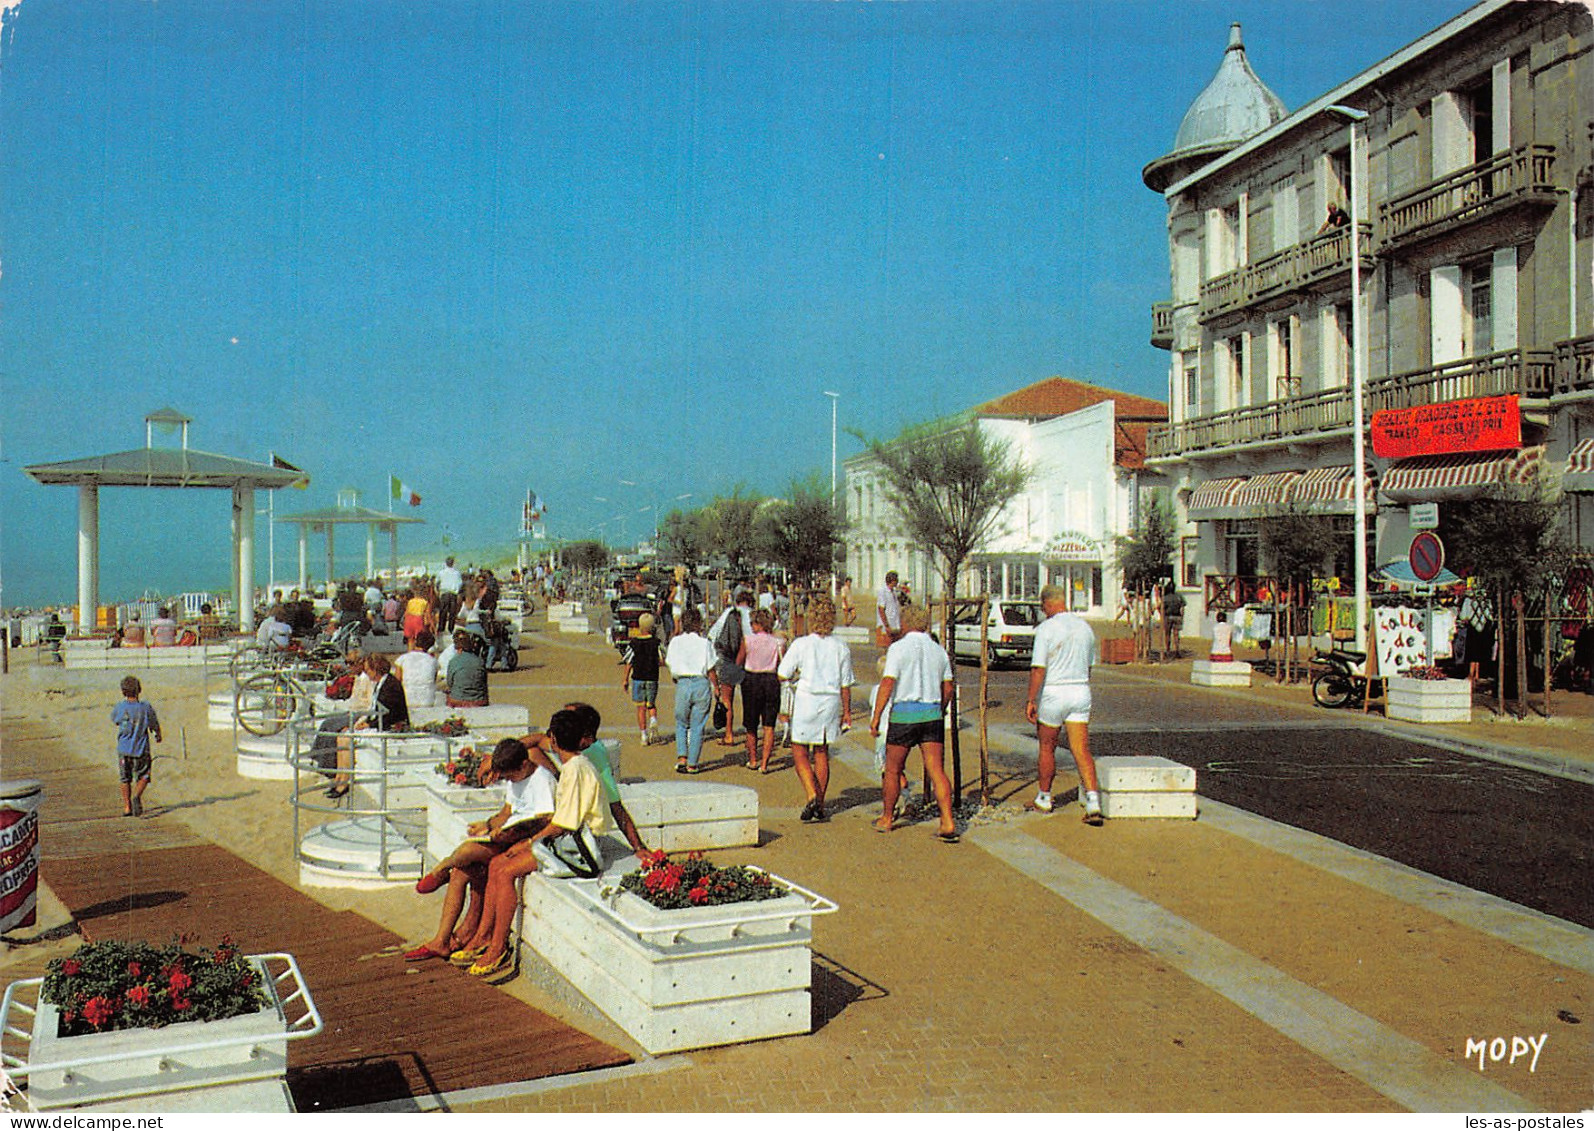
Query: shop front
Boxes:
[{"xmin": 972, "ymin": 533, "xmax": 1105, "ymax": 614}]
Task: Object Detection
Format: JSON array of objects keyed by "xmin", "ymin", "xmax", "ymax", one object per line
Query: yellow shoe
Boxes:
[{"xmin": 467, "ymin": 950, "xmax": 513, "ymax": 977}]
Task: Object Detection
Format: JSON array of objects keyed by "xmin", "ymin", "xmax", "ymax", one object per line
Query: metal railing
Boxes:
[
  {"xmin": 0, "ymin": 954, "xmax": 322, "ymax": 1102},
  {"xmin": 1149, "ymin": 348, "xmax": 1554, "ymax": 460},
  {"xmin": 1199, "ymin": 223, "xmax": 1371, "ymax": 323},
  {"xmin": 1379, "ymin": 144, "xmax": 1558, "ymax": 250},
  {"xmin": 288, "ymin": 717, "xmax": 474, "ymax": 884}
]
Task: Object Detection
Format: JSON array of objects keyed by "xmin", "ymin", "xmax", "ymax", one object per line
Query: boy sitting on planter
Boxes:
[
  {"xmin": 405, "ymin": 738, "xmax": 555, "ymax": 962},
  {"xmin": 449, "ymin": 709, "xmax": 611, "ymax": 978}
]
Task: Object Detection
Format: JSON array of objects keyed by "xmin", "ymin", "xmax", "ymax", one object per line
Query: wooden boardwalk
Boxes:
[{"xmin": 6, "ymin": 719, "xmax": 631, "ymax": 1111}]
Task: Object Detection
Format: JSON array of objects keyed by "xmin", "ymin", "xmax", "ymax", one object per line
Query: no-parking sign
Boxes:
[{"xmin": 1409, "ymin": 531, "xmax": 1446, "ymax": 583}]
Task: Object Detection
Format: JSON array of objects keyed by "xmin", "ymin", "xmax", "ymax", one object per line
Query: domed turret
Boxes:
[{"xmin": 1142, "ymin": 24, "xmax": 1288, "ymax": 192}]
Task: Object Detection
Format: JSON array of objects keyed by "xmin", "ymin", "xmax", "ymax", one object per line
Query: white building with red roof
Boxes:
[{"xmin": 843, "ymin": 376, "xmax": 1168, "ymax": 615}]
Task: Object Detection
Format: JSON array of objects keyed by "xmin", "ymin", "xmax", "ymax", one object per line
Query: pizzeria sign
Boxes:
[{"xmin": 1370, "ymin": 395, "xmax": 1520, "ymax": 460}]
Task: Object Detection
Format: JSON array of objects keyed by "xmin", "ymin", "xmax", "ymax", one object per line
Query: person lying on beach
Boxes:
[
  {"xmin": 446, "ymin": 710, "xmax": 611, "ymax": 977},
  {"xmin": 404, "ymin": 737, "xmax": 555, "ymax": 963}
]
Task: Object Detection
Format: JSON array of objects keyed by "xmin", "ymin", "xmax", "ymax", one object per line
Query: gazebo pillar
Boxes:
[
  {"xmin": 235, "ymin": 486, "xmax": 256, "ymax": 634},
  {"xmin": 230, "ymin": 495, "xmax": 241, "ymax": 616},
  {"xmin": 389, "ymin": 525, "xmax": 399, "ymax": 588},
  {"xmin": 76, "ymin": 484, "xmax": 99, "ymax": 634},
  {"xmin": 325, "ymin": 523, "xmax": 336, "ymax": 588},
  {"xmin": 297, "ymin": 526, "xmax": 309, "ymax": 591},
  {"xmin": 366, "ymin": 523, "xmax": 376, "ymax": 579}
]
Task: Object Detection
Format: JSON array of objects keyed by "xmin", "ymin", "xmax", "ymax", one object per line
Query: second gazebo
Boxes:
[{"xmin": 277, "ymin": 488, "xmax": 424, "ymax": 592}]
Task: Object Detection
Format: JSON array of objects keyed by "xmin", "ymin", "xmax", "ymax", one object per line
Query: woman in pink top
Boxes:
[{"xmin": 737, "ymin": 608, "xmax": 785, "ymax": 773}]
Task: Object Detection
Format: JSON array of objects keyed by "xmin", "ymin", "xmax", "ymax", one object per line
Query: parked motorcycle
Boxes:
[{"xmin": 1311, "ymin": 648, "xmax": 1368, "ymax": 709}]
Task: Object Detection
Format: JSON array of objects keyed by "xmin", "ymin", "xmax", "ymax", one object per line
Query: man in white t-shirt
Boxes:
[
  {"xmin": 1024, "ymin": 583, "xmax": 1104, "ymax": 825},
  {"xmin": 407, "ymin": 738, "xmax": 554, "ymax": 962},
  {"xmin": 436, "ymin": 556, "xmax": 465, "ymax": 636},
  {"xmin": 870, "ymin": 604, "xmax": 958, "ymax": 841},
  {"xmin": 876, "ymin": 571, "xmax": 902, "ymax": 644}
]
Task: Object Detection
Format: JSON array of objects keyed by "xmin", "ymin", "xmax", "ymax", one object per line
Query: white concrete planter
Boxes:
[
  {"xmin": 424, "ymin": 780, "xmax": 503, "ymax": 864},
  {"xmin": 0, "ymin": 954, "xmax": 321, "ymax": 1111},
  {"xmin": 525, "ymin": 866, "xmax": 836, "ymax": 1055},
  {"xmin": 1386, "ymin": 676, "xmax": 1472, "ymax": 724},
  {"xmin": 1190, "ymin": 659, "xmax": 1252, "ymax": 688}
]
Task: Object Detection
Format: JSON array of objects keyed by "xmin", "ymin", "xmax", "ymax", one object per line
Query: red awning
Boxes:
[
  {"xmin": 1381, "ymin": 446, "xmax": 1544, "ymax": 501},
  {"xmin": 1229, "ymin": 470, "xmax": 1302, "ymax": 512},
  {"xmin": 1290, "ymin": 465, "xmax": 1376, "ymax": 515},
  {"xmin": 1186, "ymin": 477, "xmax": 1248, "ymax": 519},
  {"xmin": 1564, "ymin": 438, "xmax": 1594, "ymax": 493}
]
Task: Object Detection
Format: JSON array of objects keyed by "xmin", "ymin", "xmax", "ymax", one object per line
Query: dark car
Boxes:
[{"xmin": 609, "ymin": 592, "xmax": 659, "ymax": 651}]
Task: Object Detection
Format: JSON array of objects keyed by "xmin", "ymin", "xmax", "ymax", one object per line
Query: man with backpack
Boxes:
[{"xmin": 708, "ymin": 590, "xmax": 754, "ymax": 748}]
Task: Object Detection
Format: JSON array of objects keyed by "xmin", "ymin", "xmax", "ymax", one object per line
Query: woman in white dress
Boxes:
[{"xmin": 777, "ymin": 596, "xmax": 853, "ymax": 823}]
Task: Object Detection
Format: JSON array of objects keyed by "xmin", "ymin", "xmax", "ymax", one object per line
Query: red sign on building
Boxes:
[{"xmin": 1370, "ymin": 396, "xmax": 1521, "ymax": 460}]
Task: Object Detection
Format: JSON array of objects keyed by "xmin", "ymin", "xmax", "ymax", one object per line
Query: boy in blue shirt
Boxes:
[{"xmin": 112, "ymin": 675, "xmax": 162, "ymax": 817}]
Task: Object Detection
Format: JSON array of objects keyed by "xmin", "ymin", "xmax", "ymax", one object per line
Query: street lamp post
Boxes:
[
  {"xmin": 822, "ymin": 391, "xmax": 840, "ymax": 501},
  {"xmin": 1329, "ymin": 104, "xmax": 1371, "ymax": 654}
]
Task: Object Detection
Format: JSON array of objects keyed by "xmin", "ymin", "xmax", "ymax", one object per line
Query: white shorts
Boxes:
[
  {"xmin": 1037, "ymin": 684, "xmax": 1091, "ymax": 728},
  {"xmin": 790, "ymin": 689, "xmax": 842, "ymax": 745}
]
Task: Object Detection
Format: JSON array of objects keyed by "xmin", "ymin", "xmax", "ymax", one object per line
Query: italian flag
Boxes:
[{"xmin": 390, "ymin": 475, "xmax": 422, "ymax": 507}]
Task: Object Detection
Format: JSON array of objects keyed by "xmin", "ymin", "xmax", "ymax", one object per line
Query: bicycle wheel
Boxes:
[
  {"xmin": 1312, "ymin": 671, "xmax": 1354, "ymax": 709},
  {"xmin": 229, "ymin": 644, "xmax": 268, "ymax": 681},
  {"xmin": 235, "ymin": 672, "xmax": 306, "ymax": 736}
]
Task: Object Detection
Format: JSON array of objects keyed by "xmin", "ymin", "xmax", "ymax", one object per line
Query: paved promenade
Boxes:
[{"xmin": 2, "ymin": 621, "xmax": 1589, "ymax": 1113}]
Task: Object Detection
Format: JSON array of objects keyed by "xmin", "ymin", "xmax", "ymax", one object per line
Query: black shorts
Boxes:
[
  {"xmin": 119, "ymin": 753, "xmax": 152, "ymax": 784},
  {"xmin": 885, "ymin": 717, "xmax": 944, "ymax": 749},
  {"xmin": 742, "ymin": 671, "xmax": 780, "ymax": 730}
]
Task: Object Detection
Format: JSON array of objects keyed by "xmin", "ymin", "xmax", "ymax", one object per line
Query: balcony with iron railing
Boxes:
[
  {"xmin": 1151, "ymin": 301, "xmax": 1174, "ymax": 350},
  {"xmin": 1378, "ymin": 144, "xmax": 1559, "ymax": 252},
  {"xmin": 1198, "ymin": 223, "xmax": 1372, "ymax": 323},
  {"xmin": 1553, "ymin": 335, "xmax": 1594, "ymax": 397},
  {"xmin": 1147, "ymin": 348, "xmax": 1555, "ymax": 461}
]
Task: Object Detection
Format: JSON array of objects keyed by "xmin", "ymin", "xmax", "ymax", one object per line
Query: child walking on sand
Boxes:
[{"xmin": 112, "ymin": 675, "xmax": 161, "ymax": 817}]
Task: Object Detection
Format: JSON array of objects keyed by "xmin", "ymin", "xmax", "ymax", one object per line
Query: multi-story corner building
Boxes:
[
  {"xmin": 843, "ymin": 377, "xmax": 1167, "ymax": 615},
  {"xmin": 1143, "ymin": 1, "xmax": 1592, "ymax": 624}
]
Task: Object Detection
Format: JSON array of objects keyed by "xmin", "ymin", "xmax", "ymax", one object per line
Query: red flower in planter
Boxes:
[
  {"xmin": 125, "ymin": 984, "xmax": 152, "ymax": 1008},
  {"xmin": 81, "ymin": 996, "xmax": 116, "ymax": 1029},
  {"xmin": 171, "ymin": 995, "xmax": 193, "ymax": 1013},
  {"xmin": 60, "ymin": 960, "xmax": 81, "ymax": 976},
  {"xmin": 688, "ymin": 885, "xmax": 709, "ymax": 905},
  {"xmin": 126, "ymin": 961, "xmax": 142, "ymax": 978},
  {"xmin": 168, "ymin": 969, "xmax": 194, "ymax": 994}
]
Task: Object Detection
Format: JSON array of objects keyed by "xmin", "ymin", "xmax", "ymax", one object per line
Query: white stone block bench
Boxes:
[
  {"xmin": 522, "ymin": 856, "xmax": 835, "ymax": 1054},
  {"xmin": 618, "ymin": 780, "xmax": 759, "ymax": 852},
  {"xmin": 63, "ymin": 640, "xmax": 230, "ymax": 670},
  {"xmin": 423, "ymin": 776, "xmax": 756, "ymax": 868},
  {"xmin": 1190, "ymin": 659, "xmax": 1252, "ymax": 688},
  {"xmin": 1096, "ymin": 755, "xmax": 1198, "ymax": 819}
]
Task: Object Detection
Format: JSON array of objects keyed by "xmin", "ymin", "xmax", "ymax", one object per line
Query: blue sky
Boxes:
[{"xmin": 0, "ymin": 0, "xmax": 1475, "ymax": 608}]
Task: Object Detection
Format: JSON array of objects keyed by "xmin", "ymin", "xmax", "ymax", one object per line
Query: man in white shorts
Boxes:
[{"xmin": 1024, "ymin": 584, "xmax": 1104, "ymax": 825}]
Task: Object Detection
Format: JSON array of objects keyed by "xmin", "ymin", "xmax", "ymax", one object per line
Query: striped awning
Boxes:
[
  {"xmin": 1381, "ymin": 445, "xmax": 1545, "ymax": 502},
  {"xmin": 1229, "ymin": 470, "xmax": 1302, "ymax": 512},
  {"xmin": 1290, "ymin": 465, "xmax": 1376, "ymax": 515},
  {"xmin": 1186, "ymin": 477, "xmax": 1249, "ymax": 520},
  {"xmin": 1565, "ymin": 438, "xmax": 1594, "ymax": 493}
]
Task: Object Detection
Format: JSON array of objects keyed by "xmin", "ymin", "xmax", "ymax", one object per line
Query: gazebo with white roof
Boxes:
[
  {"xmin": 23, "ymin": 408, "xmax": 308, "ymax": 634},
  {"xmin": 276, "ymin": 489, "xmax": 424, "ymax": 593}
]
